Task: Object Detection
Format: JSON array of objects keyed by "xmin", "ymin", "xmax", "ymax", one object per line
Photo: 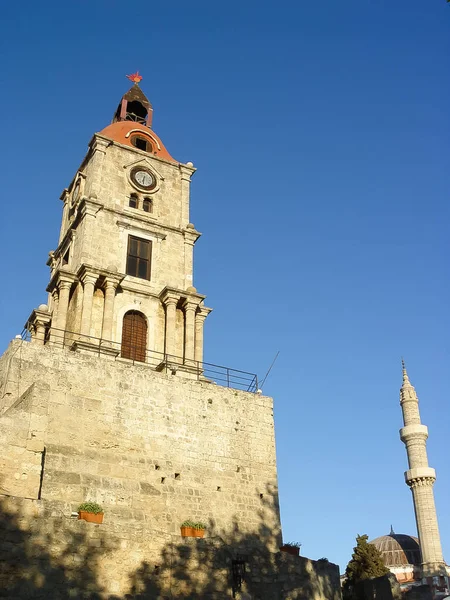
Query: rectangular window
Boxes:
[{"xmin": 126, "ymin": 236, "xmax": 152, "ymax": 280}]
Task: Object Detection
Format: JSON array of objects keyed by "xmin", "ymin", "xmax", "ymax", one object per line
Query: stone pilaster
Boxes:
[
  {"xmin": 399, "ymin": 362, "xmax": 446, "ymax": 577},
  {"xmin": 183, "ymin": 225, "xmax": 200, "ymax": 290},
  {"xmin": 50, "ymin": 290, "xmax": 59, "ymax": 333},
  {"xmin": 179, "ymin": 163, "xmax": 196, "ymax": 227}
]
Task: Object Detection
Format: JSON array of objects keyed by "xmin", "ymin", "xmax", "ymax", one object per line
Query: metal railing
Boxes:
[{"xmin": 21, "ymin": 326, "xmax": 259, "ymax": 393}]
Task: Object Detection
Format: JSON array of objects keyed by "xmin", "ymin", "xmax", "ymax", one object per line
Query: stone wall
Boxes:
[
  {"xmin": 0, "ymin": 339, "xmax": 279, "ymax": 541},
  {"xmin": 0, "ymin": 339, "xmax": 342, "ymax": 599},
  {"xmin": 354, "ymin": 574, "xmax": 434, "ymax": 600},
  {"xmin": 0, "ymin": 496, "xmax": 341, "ymax": 599}
]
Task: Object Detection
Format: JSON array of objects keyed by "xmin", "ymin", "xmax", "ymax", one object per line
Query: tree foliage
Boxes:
[{"xmin": 343, "ymin": 534, "xmax": 390, "ymax": 600}]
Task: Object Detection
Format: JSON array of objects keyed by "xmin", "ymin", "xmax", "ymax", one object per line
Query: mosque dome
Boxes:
[{"xmin": 369, "ymin": 530, "xmax": 421, "ymax": 567}]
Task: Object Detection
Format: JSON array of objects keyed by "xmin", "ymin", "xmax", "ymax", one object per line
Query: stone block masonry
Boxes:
[
  {"xmin": 0, "ymin": 496, "xmax": 341, "ymax": 599},
  {"xmin": 0, "ymin": 339, "xmax": 279, "ymax": 541},
  {"xmin": 0, "ymin": 339, "xmax": 342, "ymax": 598}
]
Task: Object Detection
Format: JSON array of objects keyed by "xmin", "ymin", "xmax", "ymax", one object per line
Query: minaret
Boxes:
[{"xmin": 399, "ymin": 361, "xmax": 446, "ymax": 577}]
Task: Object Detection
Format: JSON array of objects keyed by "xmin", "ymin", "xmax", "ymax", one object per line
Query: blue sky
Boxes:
[{"xmin": 0, "ymin": 0, "xmax": 449, "ymax": 572}]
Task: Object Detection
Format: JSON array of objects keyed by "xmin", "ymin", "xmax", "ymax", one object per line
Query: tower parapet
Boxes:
[{"xmin": 399, "ymin": 361, "xmax": 446, "ymax": 578}]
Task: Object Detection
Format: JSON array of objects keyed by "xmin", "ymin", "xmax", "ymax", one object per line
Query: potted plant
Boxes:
[
  {"xmin": 78, "ymin": 502, "xmax": 104, "ymax": 524},
  {"xmin": 180, "ymin": 520, "xmax": 206, "ymax": 538},
  {"xmin": 280, "ymin": 541, "xmax": 301, "ymax": 557}
]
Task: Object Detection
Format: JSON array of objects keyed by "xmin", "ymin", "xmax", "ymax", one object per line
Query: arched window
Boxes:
[
  {"xmin": 129, "ymin": 194, "xmax": 138, "ymax": 209},
  {"xmin": 121, "ymin": 311, "xmax": 147, "ymax": 362},
  {"xmin": 131, "ymin": 135, "xmax": 153, "ymax": 153},
  {"xmin": 143, "ymin": 198, "xmax": 152, "ymax": 213}
]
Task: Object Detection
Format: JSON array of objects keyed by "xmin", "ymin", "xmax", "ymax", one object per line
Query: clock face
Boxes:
[{"xmin": 131, "ymin": 168, "xmax": 155, "ymax": 190}]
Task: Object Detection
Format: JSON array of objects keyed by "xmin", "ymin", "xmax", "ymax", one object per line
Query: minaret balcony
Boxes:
[
  {"xmin": 400, "ymin": 424, "xmax": 428, "ymax": 443},
  {"xmin": 405, "ymin": 466, "xmax": 436, "ymax": 485}
]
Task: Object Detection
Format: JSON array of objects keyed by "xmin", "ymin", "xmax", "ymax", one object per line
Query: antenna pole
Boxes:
[{"xmin": 260, "ymin": 351, "xmax": 280, "ymax": 390}]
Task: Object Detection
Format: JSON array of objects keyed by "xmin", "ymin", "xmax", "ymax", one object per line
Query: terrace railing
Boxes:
[{"xmin": 21, "ymin": 326, "xmax": 259, "ymax": 394}]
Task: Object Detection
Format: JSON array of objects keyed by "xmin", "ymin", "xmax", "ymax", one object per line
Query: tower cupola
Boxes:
[{"xmin": 113, "ymin": 72, "xmax": 153, "ymax": 127}]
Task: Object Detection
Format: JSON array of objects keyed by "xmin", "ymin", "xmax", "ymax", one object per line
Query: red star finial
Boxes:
[{"xmin": 126, "ymin": 71, "xmax": 143, "ymax": 84}]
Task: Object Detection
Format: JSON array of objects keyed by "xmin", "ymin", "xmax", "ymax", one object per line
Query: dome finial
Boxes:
[{"xmin": 390, "ymin": 524, "xmax": 395, "ymax": 535}]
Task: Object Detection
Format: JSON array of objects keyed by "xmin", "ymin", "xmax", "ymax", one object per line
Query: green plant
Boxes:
[
  {"xmin": 78, "ymin": 502, "xmax": 103, "ymax": 514},
  {"xmin": 181, "ymin": 520, "xmax": 206, "ymax": 530},
  {"xmin": 283, "ymin": 541, "xmax": 301, "ymax": 549},
  {"xmin": 343, "ymin": 534, "xmax": 389, "ymax": 600}
]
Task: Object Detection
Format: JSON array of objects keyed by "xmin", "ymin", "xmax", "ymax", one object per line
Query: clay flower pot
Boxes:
[
  {"xmin": 78, "ymin": 511, "xmax": 104, "ymax": 524},
  {"xmin": 193, "ymin": 528, "xmax": 205, "ymax": 538},
  {"xmin": 280, "ymin": 545, "xmax": 299, "ymax": 557},
  {"xmin": 181, "ymin": 526, "xmax": 205, "ymax": 538}
]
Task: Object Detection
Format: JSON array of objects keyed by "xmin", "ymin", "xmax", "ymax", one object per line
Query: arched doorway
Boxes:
[{"xmin": 121, "ymin": 310, "xmax": 147, "ymax": 362}]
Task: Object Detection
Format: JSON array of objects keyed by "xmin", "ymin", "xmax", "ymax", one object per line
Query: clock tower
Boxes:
[
  {"xmin": 28, "ymin": 76, "xmax": 211, "ymax": 369},
  {"xmin": 0, "ymin": 74, "xmax": 343, "ymax": 600}
]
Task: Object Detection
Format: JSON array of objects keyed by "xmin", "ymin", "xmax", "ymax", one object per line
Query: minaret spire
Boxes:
[{"xmin": 399, "ymin": 361, "xmax": 446, "ymax": 577}]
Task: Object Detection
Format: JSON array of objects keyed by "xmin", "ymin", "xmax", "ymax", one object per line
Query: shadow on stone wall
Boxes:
[
  {"xmin": 0, "ymin": 496, "xmax": 106, "ymax": 599},
  {"xmin": 0, "ymin": 489, "xmax": 341, "ymax": 599}
]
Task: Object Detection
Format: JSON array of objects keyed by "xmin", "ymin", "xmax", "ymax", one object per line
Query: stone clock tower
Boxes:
[
  {"xmin": 0, "ymin": 77, "xmax": 341, "ymax": 599},
  {"xmin": 27, "ymin": 79, "xmax": 211, "ymax": 369}
]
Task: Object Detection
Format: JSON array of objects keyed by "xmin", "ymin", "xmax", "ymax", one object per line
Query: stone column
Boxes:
[
  {"xmin": 194, "ymin": 310, "xmax": 208, "ymax": 364},
  {"xmin": 51, "ymin": 290, "xmax": 59, "ymax": 329},
  {"xmin": 54, "ymin": 280, "xmax": 72, "ymax": 336},
  {"xmin": 184, "ymin": 235, "xmax": 195, "ymax": 290},
  {"xmin": 183, "ymin": 299, "xmax": 197, "ymax": 363},
  {"xmin": 164, "ymin": 296, "xmax": 178, "ymax": 359},
  {"xmin": 80, "ymin": 273, "xmax": 97, "ymax": 338},
  {"xmin": 101, "ymin": 279, "xmax": 118, "ymax": 343}
]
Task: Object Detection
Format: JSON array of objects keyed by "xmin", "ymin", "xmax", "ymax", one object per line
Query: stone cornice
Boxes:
[
  {"xmin": 122, "ymin": 156, "xmax": 165, "ymax": 181},
  {"xmin": 407, "ymin": 476, "xmax": 436, "ymax": 488},
  {"xmin": 116, "ymin": 219, "xmax": 167, "ymax": 241},
  {"xmin": 46, "ymin": 268, "xmax": 78, "ymax": 293},
  {"xmin": 76, "ymin": 265, "xmax": 125, "ymax": 285},
  {"xmin": 159, "ymin": 286, "xmax": 206, "ymax": 306},
  {"xmin": 25, "ymin": 307, "xmax": 52, "ymax": 331},
  {"xmin": 197, "ymin": 306, "xmax": 213, "ymax": 319},
  {"xmin": 183, "ymin": 227, "xmax": 201, "ymax": 244},
  {"xmin": 179, "ymin": 163, "xmax": 196, "ymax": 177},
  {"xmin": 79, "ymin": 197, "xmax": 103, "ymax": 218},
  {"xmin": 119, "ymin": 278, "xmax": 161, "ymax": 299}
]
